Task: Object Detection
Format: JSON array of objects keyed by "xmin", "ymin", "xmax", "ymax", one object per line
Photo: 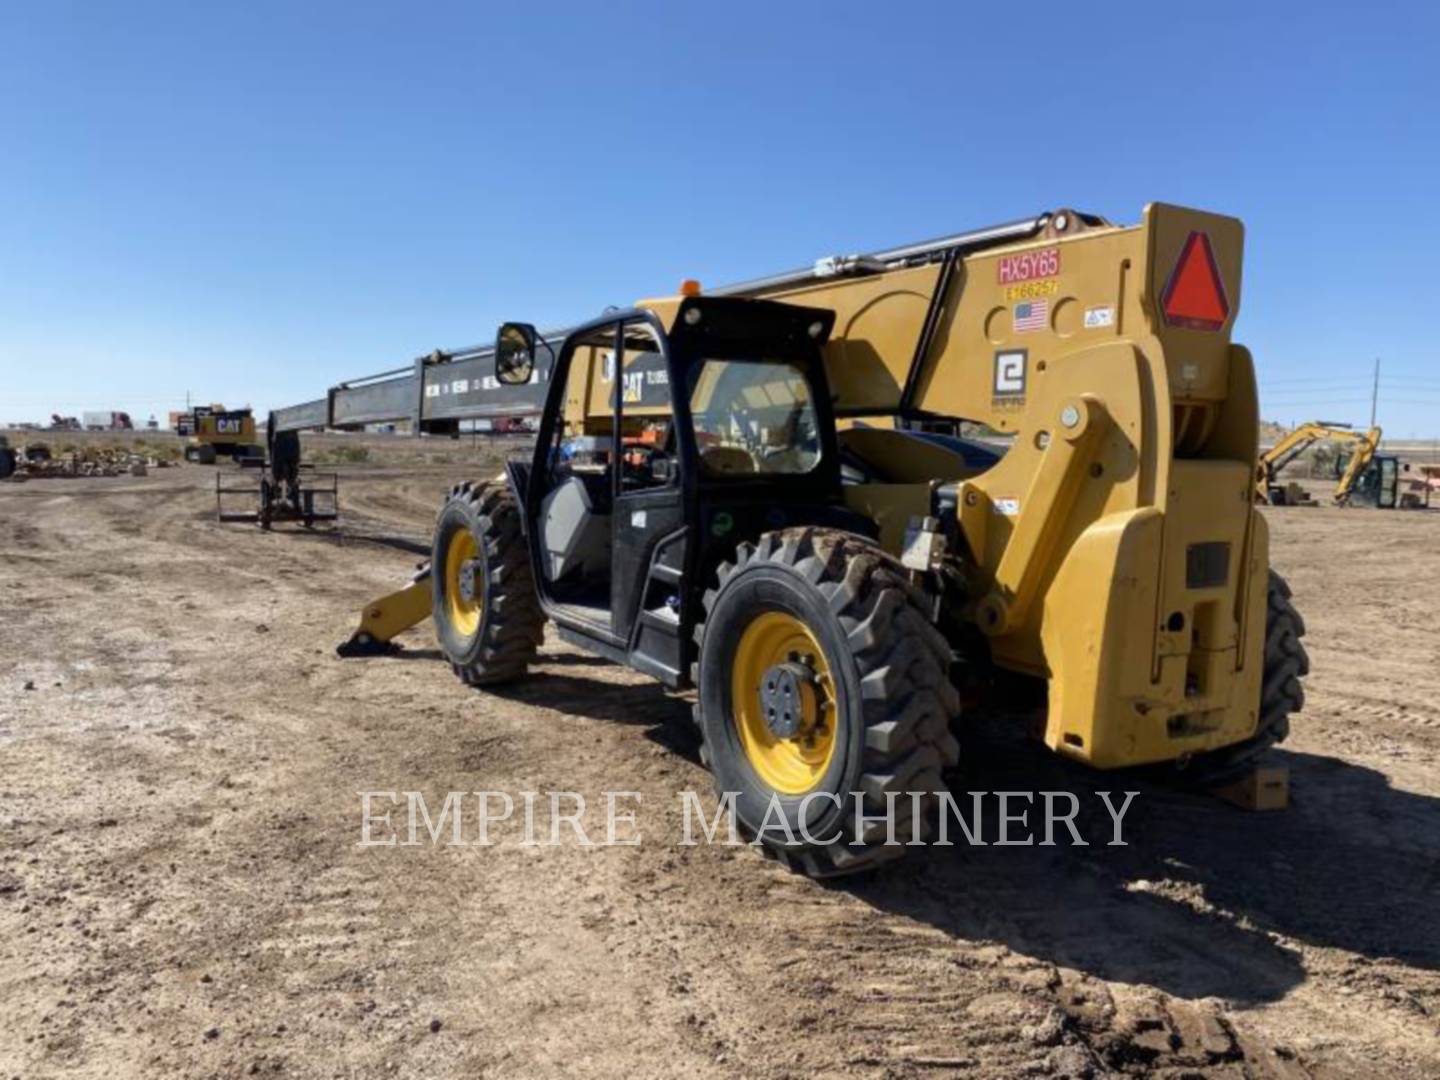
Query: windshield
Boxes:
[{"xmin": 687, "ymin": 358, "xmax": 821, "ymax": 476}]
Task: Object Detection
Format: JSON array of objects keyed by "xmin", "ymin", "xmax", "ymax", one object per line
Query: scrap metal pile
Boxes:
[{"xmin": 0, "ymin": 441, "xmax": 177, "ymax": 481}]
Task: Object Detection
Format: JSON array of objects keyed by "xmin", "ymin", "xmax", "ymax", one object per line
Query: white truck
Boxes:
[{"xmin": 82, "ymin": 411, "xmax": 134, "ymax": 431}]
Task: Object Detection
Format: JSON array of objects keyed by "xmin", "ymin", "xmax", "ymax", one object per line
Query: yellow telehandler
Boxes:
[{"xmin": 340, "ymin": 203, "xmax": 1309, "ymax": 875}]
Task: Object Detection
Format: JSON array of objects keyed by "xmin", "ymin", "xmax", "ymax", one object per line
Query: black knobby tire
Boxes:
[
  {"xmin": 431, "ymin": 480, "xmax": 545, "ymax": 686},
  {"xmin": 1182, "ymin": 569, "xmax": 1308, "ymax": 784},
  {"xmin": 0, "ymin": 447, "xmax": 14, "ymax": 480},
  {"xmin": 692, "ymin": 527, "xmax": 961, "ymax": 877}
]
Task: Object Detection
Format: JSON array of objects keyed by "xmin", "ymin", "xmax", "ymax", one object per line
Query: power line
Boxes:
[
  {"xmin": 1261, "ymin": 397, "xmax": 1370, "ymax": 405},
  {"xmin": 1258, "ymin": 376, "xmax": 1372, "ymax": 386},
  {"xmin": 1261, "ymin": 376, "xmax": 1440, "ymax": 391}
]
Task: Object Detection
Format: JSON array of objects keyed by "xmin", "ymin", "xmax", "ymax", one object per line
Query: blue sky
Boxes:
[{"xmin": 2, "ymin": 2, "xmax": 1438, "ymax": 433}]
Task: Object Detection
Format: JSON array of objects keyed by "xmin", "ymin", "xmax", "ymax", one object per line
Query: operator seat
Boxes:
[
  {"xmin": 700, "ymin": 445, "xmax": 757, "ymax": 475},
  {"xmin": 538, "ymin": 476, "xmax": 612, "ymax": 583}
]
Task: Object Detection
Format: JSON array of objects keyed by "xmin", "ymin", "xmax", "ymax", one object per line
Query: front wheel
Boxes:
[
  {"xmin": 693, "ymin": 528, "xmax": 960, "ymax": 877},
  {"xmin": 431, "ymin": 480, "xmax": 545, "ymax": 686}
]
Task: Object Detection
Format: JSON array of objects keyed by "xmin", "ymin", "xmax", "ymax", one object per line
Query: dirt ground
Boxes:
[{"xmin": 2, "ymin": 446, "xmax": 1438, "ymax": 1079}]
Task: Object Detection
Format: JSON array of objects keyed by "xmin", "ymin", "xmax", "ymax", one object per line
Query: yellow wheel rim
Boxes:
[
  {"xmin": 730, "ymin": 611, "xmax": 837, "ymax": 795},
  {"xmin": 443, "ymin": 526, "xmax": 482, "ymax": 638}
]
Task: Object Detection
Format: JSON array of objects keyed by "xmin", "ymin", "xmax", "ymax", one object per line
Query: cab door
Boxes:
[
  {"xmin": 523, "ymin": 320, "xmax": 625, "ymax": 634},
  {"xmin": 1377, "ymin": 456, "xmax": 1399, "ymax": 509},
  {"xmin": 608, "ymin": 318, "xmax": 691, "ymax": 684}
]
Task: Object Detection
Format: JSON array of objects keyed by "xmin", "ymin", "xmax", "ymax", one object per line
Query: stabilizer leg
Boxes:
[{"xmin": 337, "ymin": 566, "xmax": 433, "ymax": 657}]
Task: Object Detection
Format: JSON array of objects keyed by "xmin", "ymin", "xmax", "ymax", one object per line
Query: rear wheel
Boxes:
[
  {"xmin": 1181, "ymin": 569, "xmax": 1308, "ymax": 784},
  {"xmin": 431, "ymin": 480, "xmax": 545, "ymax": 686},
  {"xmin": 693, "ymin": 527, "xmax": 960, "ymax": 877}
]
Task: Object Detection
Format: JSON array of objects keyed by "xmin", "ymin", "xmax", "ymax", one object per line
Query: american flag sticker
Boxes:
[{"xmin": 1013, "ymin": 299, "xmax": 1049, "ymax": 333}]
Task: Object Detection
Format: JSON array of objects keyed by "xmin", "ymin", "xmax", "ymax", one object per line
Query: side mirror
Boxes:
[{"xmin": 495, "ymin": 322, "xmax": 538, "ymax": 385}]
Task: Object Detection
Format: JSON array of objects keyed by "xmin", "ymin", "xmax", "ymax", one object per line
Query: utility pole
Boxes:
[{"xmin": 1369, "ymin": 358, "xmax": 1380, "ymax": 429}]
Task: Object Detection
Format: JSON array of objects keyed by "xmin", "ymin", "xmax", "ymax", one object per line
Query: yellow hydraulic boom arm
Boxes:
[{"xmin": 1333, "ymin": 426, "xmax": 1383, "ymax": 505}]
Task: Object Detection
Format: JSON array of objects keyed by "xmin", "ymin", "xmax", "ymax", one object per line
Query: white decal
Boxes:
[
  {"xmin": 622, "ymin": 370, "xmax": 644, "ymax": 403},
  {"xmin": 993, "ymin": 349, "xmax": 1027, "ymax": 397}
]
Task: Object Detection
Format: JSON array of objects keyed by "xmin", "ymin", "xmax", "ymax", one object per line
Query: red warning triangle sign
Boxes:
[{"xmin": 1162, "ymin": 231, "xmax": 1229, "ymax": 331}]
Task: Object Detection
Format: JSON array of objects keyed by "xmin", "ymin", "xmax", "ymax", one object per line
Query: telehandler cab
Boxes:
[{"xmin": 340, "ymin": 204, "xmax": 1309, "ymax": 876}]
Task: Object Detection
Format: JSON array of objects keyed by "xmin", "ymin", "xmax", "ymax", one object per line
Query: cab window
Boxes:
[
  {"xmin": 614, "ymin": 327, "xmax": 673, "ymax": 493},
  {"xmin": 687, "ymin": 359, "xmax": 821, "ymax": 476}
]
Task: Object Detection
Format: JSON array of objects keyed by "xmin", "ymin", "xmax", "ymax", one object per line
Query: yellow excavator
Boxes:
[
  {"xmin": 181, "ymin": 406, "xmax": 262, "ymax": 464},
  {"xmin": 1255, "ymin": 421, "xmax": 1385, "ymax": 506},
  {"xmin": 333, "ymin": 203, "xmax": 1308, "ymax": 875}
]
